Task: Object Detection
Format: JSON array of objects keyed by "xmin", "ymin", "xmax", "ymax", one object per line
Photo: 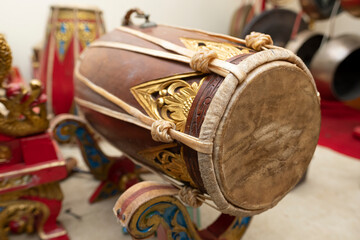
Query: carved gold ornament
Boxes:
[
  {"xmin": 57, "ymin": 9, "xmax": 97, "ymax": 21},
  {"xmin": 79, "ymin": 22, "xmax": 97, "ymax": 49},
  {"xmin": 0, "ymin": 79, "xmax": 49, "ymax": 137},
  {"xmin": 180, "ymin": 38, "xmax": 251, "ymax": 60},
  {"xmin": 0, "ymin": 34, "xmax": 12, "ymax": 84},
  {"xmin": 55, "ymin": 9, "xmax": 99, "ymax": 60},
  {"xmin": 132, "ymin": 73, "xmax": 205, "ymax": 185},
  {"xmin": 131, "ymin": 72, "xmax": 204, "ymax": 132},
  {"xmin": 0, "ymin": 145, "xmax": 11, "ymax": 163},
  {"xmin": 0, "ymin": 200, "xmax": 49, "ymax": 240},
  {"xmin": 0, "ymin": 175, "xmax": 33, "ymax": 191},
  {"xmin": 138, "ymin": 143, "xmax": 194, "ymax": 185},
  {"xmin": 55, "ymin": 21, "xmax": 74, "ymax": 61},
  {"xmin": 0, "ymin": 182, "xmax": 63, "ymax": 202},
  {"xmin": 0, "ymin": 36, "xmax": 49, "ymax": 137},
  {"xmin": 0, "ymin": 182, "xmax": 64, "ymax": 240}
]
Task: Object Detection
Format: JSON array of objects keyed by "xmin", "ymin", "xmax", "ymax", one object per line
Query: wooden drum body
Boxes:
[
  {"xmin": 39, "ymin": 5, "xmax": 105, "ymax": 116},
  {"xmin": 75, "ymin": 24, "xmax": 321, "ymax": 216}
]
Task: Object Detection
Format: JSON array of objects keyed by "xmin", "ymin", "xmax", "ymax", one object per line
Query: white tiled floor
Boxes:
[{"xmin": 10, "ymin": 143, "xmax": 360, "ymax": 240}]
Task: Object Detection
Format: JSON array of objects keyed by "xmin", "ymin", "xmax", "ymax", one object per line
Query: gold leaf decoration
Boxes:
[
  {"xmin": 0, "ymin": 34, "xmax": 12, "ymax": 84},
  {"xmin": 78, "ymin": 22, "xmax": 97, "ymax": 49},
  {"xmin": 180, "ymin": 37, "xmax": 251, "ymax": 60},
  {"xmin": 55, "ymin": 21, "xmax": 74, "ymax": 61},
  {"xmin": 138, "ymin": 143, "xmax": 195, "ymax": 185},
  {"xmin": 131, "ymin": 73, "xmax": 204, "ymax": 132}
]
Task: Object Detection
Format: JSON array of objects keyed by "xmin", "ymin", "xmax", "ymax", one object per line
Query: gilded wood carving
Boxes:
[
  {"xmin": 138, "ymin": 143, "xmax": 194, "ymax": 185},
  {"xmin": 0, "ymin": 35, "xmax": 49, "ymax": 137},
  {"xmin": 180, "ymin": 38, "xmax": 251, "ymax": 60},
  {"xmin": 131, "ymin": 72, "xmax": 204, "ymax": 132}
]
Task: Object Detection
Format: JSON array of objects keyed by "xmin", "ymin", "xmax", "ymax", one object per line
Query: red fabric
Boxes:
[{"xmin": 318, "ymin": 100, "xmax": 360, "ymax": 159}]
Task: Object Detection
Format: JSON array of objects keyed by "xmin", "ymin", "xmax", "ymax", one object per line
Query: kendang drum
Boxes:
[
  {"xmin": 39, "ymin": 5, "xmax": 106, "ymax": 116},
  {"xmin": 74, "ymin": 12, "xmax": 321, "ymax": 216}
]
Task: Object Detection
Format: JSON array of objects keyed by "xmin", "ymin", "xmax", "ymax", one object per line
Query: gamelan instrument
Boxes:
[
  {"xmin": 310, "ymin": 34, "xmax": 360, "ymax": 102},
  {"xmin": 0, "ymin": 34, "xmax": 69, "ymax": 240},
  {"xmin": 39, "ymin": 5, "xmax": 105, "ymax": 116},
  {"xmin": 300, "ymin": 0, "xmax": 339, "ymax": 20},
  {"xmin": 286, "ymin": 30, "xmax": 324, "ymax": 67},
  {"xmin": 241, "ymin": 9, "xmax": 308, "ymax": 47},
  {"xmin": 74, "ymin": 15, "xmax": 321, "ymax": 217}
]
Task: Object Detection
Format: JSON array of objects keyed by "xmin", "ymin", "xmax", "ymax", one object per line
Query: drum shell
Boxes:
[
  {"xmin": 75, "ymin": 25, "xmax": 321, "ymax": 216},
  {"xmin": 39, "ymin": 5, "xmax": 106, "ymax": 115}
]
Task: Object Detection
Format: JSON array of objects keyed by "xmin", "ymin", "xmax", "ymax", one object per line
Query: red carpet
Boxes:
[{"xmin": 318, "ymin": 100, "xmax": 360, "ymax": 159}]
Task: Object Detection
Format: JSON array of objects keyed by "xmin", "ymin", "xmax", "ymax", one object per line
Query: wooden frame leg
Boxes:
[{"xmin": 113, "ymin": 181, "xmax": 251, "ymax": 240}]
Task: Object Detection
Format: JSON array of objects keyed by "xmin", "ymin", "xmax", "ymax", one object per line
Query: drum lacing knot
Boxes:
[
  {"xmin": 245, "ymin": 32, "xmax": 273, "ymax": 51},
  {"xmin": 179, "ymin": 186, "xmax": 204, "ymax": 208},
  {"xmin": 190, "ymin": 47, "xmax": 218, "ymax": 73},
  {"xmin": 151, "ymin": 120, "xmax": 176, "ymax": 143}
]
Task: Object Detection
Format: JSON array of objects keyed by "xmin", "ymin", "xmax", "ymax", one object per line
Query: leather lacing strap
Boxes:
[
  {"xmin": 245, "ymin": 32, "xmax": 273, "ymax": 51},
  {"xmin": 178, "ymin": 186, "xmax": 205, "ymax": 208},
  {"xmin": 190, "ymin": 47, "xmax": 218, "ymax": 73},
  {"xmin": 151, "ymin": 120, "xmax": 176, "ymax": 143},
  {"xmin": 152, "ymin": 170, "xmax": 218, "ymax": 210}
]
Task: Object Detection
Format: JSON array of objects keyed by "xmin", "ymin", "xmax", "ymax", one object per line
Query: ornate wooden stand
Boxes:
[
  {"xmin": 0, "ymin": 183, "xmax": 68, "ymax": 240},
  {"xmin": 51, "ymin": 114, "xmax": 142, "ymax": 203},
  {"xmin": 0, "ymin": 34, "xmax": 69, "ymax": 240},
  {"xmin": 113, "ymin": 181, "xmax": 251, "ymax": 240}
]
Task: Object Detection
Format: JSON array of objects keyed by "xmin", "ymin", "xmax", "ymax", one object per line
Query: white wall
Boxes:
[
  {"xmin": 0, "ymin": 0, "xmax": 243, "ymax": 81},
  {"xmin": 1, "ymin": 0, "xmax": 360, "ymax": 81}
]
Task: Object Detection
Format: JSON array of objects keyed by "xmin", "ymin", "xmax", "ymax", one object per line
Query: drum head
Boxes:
[
  {"xmin": 241, "ymin": 9, "xmax": 308, "ymax": 47},
  {"xmin": 214, "ymin": 61, "xmax": 320, "ymax": 211}
]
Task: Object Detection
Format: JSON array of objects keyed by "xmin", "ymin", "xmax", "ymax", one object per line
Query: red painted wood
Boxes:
[
  {"xmin": 21, "ymin": 133, "xmax": 58, "ymax": 165},
  {"xmin": 51, "ymin": 38, "xmax": 75, "ymax": 115},
  {"xmin": 198, "ymin": 214, "xmax": 235, "ymax": 240},
  {"xmin": 0, "ymin": 133, "xmax": 67, "ymax": 194}
]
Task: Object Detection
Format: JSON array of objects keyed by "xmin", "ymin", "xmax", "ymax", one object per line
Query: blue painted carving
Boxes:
[{"xmin": 136, "ymin": 202, "xmax": 193, "ymax": 240}]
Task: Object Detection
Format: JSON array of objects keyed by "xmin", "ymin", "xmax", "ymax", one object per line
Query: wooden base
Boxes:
[
  {"xmin": 0, "ymin": 183, "xmax": 69, "ymax": 240},
  {"xmin": 51, "ymin": 114, "xmax": 142, "ymax": 203},
  {"xmin": 113, "ymin": 181, "xmax": 251, "ymax": 240}
]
